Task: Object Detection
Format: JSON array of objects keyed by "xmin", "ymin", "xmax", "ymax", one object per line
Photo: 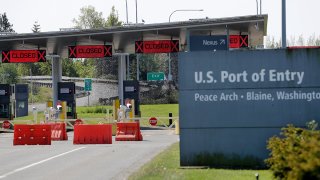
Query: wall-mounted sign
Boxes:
[
  {"xmin": 135, "ymin": 40, "xmax": 179, "ymax": 53},
  {"xmin": 190, "ymin": 35, "xmax": 227, "ymax": 51},
  {"xmin": 68, "ymin": 45, "xmax": 112, "ymax": 58},
  {"xmin": 229, "ymin": 35, "xmax": 249, "ymax": 48},
  {"xmin": 2, "ymin": 50, "xmax": 46, "ymax": 63}
]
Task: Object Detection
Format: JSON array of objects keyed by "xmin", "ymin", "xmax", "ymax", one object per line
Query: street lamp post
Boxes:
[
  {"xmin": 125, "ymin": 0, "xmax": 129, "ymax": 24},
  {"xmin": 135, "ymin": 0, "xmax": 138, "ymax": 23},
  {"xmin": 169, "ymin": 9, "xmax": 204, "ymax": 22},
  {"xmin": 255, "ymin": 0, "xmax": 262, "ymax": 15},
  {"xmin": 168, "ymin": 9, "xmax": 203, "ymax": 81},
  {"xmin": 124, "ymin": 0, "xmax": 138, "ymax": 24}
]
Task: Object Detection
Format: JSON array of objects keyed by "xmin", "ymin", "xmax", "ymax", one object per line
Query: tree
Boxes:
[
  {"xmin": 62, "ymin": 58, "xmax": 78, "ymax": 77},
  {"xmin": 73, "ymin": 5, "xmax": 122, "ymax": 29},
  {"xmin": 0, "ymin": 64, "xmax": 18, "ymax": 84},
  {"xmin": 32, "ymin": 21, "xmax": 41, "ymax": 33},
  {"xmin": 106, "ymin": 6, "xmax": 122, "ymax": 27},
  {"xmin": 297, "ymin": 35, "xmax": 304, "ymax": 46},
  {"xmin": 73, "ymin": 5, "xmax": 106, "ymax": 29},
  {"xmin": 0, "ymin": 12, "xmax": 14, "ymax": 32}
]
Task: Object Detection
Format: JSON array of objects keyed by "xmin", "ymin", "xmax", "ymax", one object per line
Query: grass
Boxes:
[
  {"xmin": 140, "ymin": 104, "xmax": 179, "ymax": 117},
  {"xmin": 129, "ymin": 143, "xmax": 274, "ymax": 180}
]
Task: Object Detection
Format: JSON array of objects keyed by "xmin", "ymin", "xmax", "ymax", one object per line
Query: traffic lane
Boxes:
[
  {"xmin": 0, "ymin": 133, "xmax": 85, "ymax": 178},
  {"xmin": 0, "ymin": 130, "xmax": 178, "ymax": 180}
]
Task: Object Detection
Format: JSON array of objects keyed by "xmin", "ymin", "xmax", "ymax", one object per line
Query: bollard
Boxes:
[{"xmin": 169, "ymin": 113, "xmax": 173, "ymax": 126}]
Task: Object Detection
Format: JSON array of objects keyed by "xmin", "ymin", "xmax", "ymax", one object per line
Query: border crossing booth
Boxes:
[
  {"xmin": 123, "ymin": 80, "xmax": 140, "ymax": 116},
  {"xmin": 0, "ymin": 84, "xmax": 12, "ymax": 120},
  {"xmin": 58, "ymin": 82, "xmax": 77, "ymax": 119},
  {"xmin": 11, "ymin": 84, "xmax": 28, "ymax": 117}
]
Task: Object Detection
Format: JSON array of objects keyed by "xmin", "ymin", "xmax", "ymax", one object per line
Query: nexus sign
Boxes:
[
  {"xmin": 2, "ymin": 50, "xmax": 46, "ymax": 63},
  {"xmin": 68, "ymin": 45, "xmax": 112, "ymax": 58}
]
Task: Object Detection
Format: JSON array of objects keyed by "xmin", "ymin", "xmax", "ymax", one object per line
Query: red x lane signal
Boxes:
[
  {"xmin": 240, "ymin": 35, "xmax": 248, "ymax": 47},
  {"xmin": 104, "ymin": 45, "xmax": 112, "ymax": 57},
  {"xmin": 68, "ymin": 45, "xmax": 112, "ymax": 58},
  {"xmin": 171, "ymin": 40, "xmax": 179, "ymax": 52},
  {"xmin": 2, "ymin": 51, "xmax": 10, "ymax": 63},
  {"xmin": 1, "ymin": 50, "xmax": 46, "ymax": 63},
  {"xmin": 38, "ymin": 50, "xmax": 46, "ymax": 62},
  {"xmin": 135, "ymin": 40, "xmax": 180, "ymax": 54},
  {"xmin": 135, "ymin": 41, "xmax": 144, "ymax": 53},
  {"xmin": 68, "ymin": 46, "xmax": 77, "ymax": 58}
]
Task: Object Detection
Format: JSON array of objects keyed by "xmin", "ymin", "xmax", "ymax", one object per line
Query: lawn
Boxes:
[{"xmin": 129, "ymin": 143, "xmax": 273, "ymax": 180}]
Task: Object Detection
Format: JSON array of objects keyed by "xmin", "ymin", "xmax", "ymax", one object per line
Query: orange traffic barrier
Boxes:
[
  {"xmin": 73, "ymin": 124, "xmax": 112, "ymax": 144},
  {"xmin": 115, "ymin": 122, "xmax": 143, "ymax": 141},
  {"xmin": 48, "ymin": 122, "xmax": 68, "ymax": 141},
  {"xmin": 14, "ymin": 124, "xmax": 51, "ymax": 145}
]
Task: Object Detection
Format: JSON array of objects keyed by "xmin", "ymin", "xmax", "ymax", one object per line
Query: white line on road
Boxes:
[{"xmin": 0, "ymin": 147, "xmax": 86, "ymax": 179}]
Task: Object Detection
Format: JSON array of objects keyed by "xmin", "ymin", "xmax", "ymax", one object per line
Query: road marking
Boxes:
[{"xmin": 0, "ymin": 147, "xmax": 86, "ymax": 179}]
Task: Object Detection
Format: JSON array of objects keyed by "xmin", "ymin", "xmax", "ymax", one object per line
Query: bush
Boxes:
[
  {"xmin": 29, "ymin": 86, "xmax": 52, "ymax": 103},
  {"xmin": 77, "ymin": 106, "xmax": 111, "ymax": 114},
  {"xmin": 265, "ymin": 121, "xmax": 320, "ymax": 180}
]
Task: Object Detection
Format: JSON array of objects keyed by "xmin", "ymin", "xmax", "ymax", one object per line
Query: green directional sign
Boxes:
[
  {"xmin": 147, "ymin": 72, "xmax": 165, "ymax": 81},
  {"xmin": 84, "ymin": 78, "xmax": 92, "ymax": 91}
]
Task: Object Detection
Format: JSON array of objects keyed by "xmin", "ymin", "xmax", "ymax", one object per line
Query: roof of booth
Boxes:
[{"xmin": 0, "ymin": 14, "xmax": 267, "ymax": 57}]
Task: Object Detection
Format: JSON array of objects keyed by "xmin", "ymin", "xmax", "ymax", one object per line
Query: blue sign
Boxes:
[{"xmin": 189, "ymin": 35, "xmax": 227, "ymax": 51}]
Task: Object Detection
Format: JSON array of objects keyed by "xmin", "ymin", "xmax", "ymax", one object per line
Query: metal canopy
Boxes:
[{"xmin": 0, "ymin": 14, "xmax": 267, "ymax": 57}]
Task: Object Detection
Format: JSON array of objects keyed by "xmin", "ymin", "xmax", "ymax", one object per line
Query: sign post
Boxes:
[{"xmin": 84, "ymin": 79, "xmax": 92, "ymax": 106}]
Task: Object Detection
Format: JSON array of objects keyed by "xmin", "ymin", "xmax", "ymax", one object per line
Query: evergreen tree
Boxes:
[
  {"xmin": 32, "ymin": 21, "xmax": 41, "ymax": 33},
  {"xmin": 0, "ymin": 12, "xmax": 14, "ymax": 32}
]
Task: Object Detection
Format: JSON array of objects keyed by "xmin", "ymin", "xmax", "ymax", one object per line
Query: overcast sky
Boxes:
[{"xmin": 1, "ymin": 0, "xmax": 319, "ymax": 40}]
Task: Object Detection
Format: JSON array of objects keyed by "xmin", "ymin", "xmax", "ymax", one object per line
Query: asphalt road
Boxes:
[{"xmin": 0, "ymin": 129, "xmax": 179, "ymax": 180}]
